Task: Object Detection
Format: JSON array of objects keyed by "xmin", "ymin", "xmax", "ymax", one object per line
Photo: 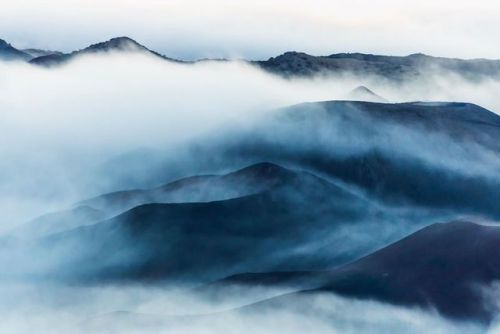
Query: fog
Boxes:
[
  {"xmin": 1, "ymin": 51, "xmax": 500, "ymax": 229},
  {"xmin": 1, "ymin": 51, "xmax": 500, "ymax": 332},
  {"xmin": 0, "ymin": 283, "xmax": 489, "ymax": 334}
]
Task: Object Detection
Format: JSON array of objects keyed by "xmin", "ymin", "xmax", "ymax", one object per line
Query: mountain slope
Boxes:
[
  {"xmin": 0, "ymin": 34, "xmax": 498, "ymax": 81},
  {"xmin": 79, "ymin": 162, "xmax": 296, "ymax": 215},
  {"xmin": 13, "ymin": 162, "xmax": 307, "ymax": 239},
  {"xmin": 29, "ymin": 36, "xmax": 179, "ymax": 66},
  {"xmin": 209, "ymin": 221, "xmax": 500, "ymax": 322},
  {"xmin": 217, "ymin": 101, "xmax": 500, "ymax": 219},
  {"xmin": 15, "ymin": 163, "xmax": 403, "ymax": 284},
  {"xmin": 318, "ymin": 221, "xmax": 500, "ymax": 321},
  {"xmin": 94, "ymin": 100, "xmax": 500, "ymax": 222},
  {"xmin": 254, "ymin": 51, "xmax": 500, "ymax": 80},
  {"xmin": 0, "ymin": 39, "xmax": 31, "ymax": 61}
]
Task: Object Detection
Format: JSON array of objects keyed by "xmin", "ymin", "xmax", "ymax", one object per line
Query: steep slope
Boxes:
[
  {"xmin": 0, "ymin": 39, "xmax": 31, "ymax": 61},
  {"xmin": 29, "ymin": 36, "xmax": 179, "ymax": 66}
]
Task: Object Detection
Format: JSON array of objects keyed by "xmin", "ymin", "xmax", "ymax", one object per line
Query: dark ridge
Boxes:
[
  {"xmin": 15, "ymin": 162, "xmax": 323, "ymax": 240},
  {"xmin": 79, "ymin": 162, "xmax": 297, "ymax": 214},
  {"xmin": 254, "ymin": 51, "xmax": 500, "ymax": 80},
  {"xmin": 27, "ymin": 162, "xmax": 369, "ymax": 283},
  {"xmin": 84, "ymin": 36, "xmax": 146, "ymax": 52},
  {"xmin": 227, "ymin": 221, "xmax": 500, "ymax": 323},
  {"xmin": 316, "ymin": 100, "xmax": 500, "ymax": 125},
  {"xmin": 205, "ymin": 221, "xmax": 500, "ymax": 323},
  {"xmin": 29, "ymin": 36, "xmax": 181, "ymax": 66},
  {"xmin": 0, "ymin": 38, "xmax": 32, "ymax": 61},
  {"xmin": 318, "ymin": 220, "xmax": 500, "ymax": 322}
]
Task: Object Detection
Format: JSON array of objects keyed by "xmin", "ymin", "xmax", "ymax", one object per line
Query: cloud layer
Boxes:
[{"xmin": 1, "ymin": 51, "xmax": 500, "ymax": 230}]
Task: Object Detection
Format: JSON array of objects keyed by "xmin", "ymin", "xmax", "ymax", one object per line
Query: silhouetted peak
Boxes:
[{"xmin": 83, "ymin": 36, "xmax": 146, "ymax": 53}]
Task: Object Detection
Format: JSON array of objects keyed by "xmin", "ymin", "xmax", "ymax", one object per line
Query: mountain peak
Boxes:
[
  {"xmin": 0, "ymin": 38, "xmax": 32, "ymax": 61},
  {"xmin": 346, "ymin": 85, "xmax": 387, "ymax": 103},
  {"xmin": 83, "ymin": 36, "xmax": 146, "ymax": 53},
  {"xmin": 29, "ymin": 36, "xmax": 175, "ymax": 66}
]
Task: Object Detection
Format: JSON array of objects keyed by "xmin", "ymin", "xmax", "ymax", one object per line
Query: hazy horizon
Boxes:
[{"xmin": 2, "ymin": 0, "xmax": 500, "ymax": 60}]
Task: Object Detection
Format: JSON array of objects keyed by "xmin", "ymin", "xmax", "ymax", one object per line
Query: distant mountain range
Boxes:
[
  {"xmin": 2, "ymin": 36, "xmax": 500, "ymax": 81},
  {"xmin": 29, "ymin": 36, "xmax": 180, "ymax": 66}
]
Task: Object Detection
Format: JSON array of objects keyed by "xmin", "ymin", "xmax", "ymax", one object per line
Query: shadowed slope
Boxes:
[
  {"xmin": 215, "ymin": 221, "xmax": 500, "ymax": 322},
  {"xmin": 317, "ymin": 221, "xmax": 500, "ymax": 321},
  {"xmin": 255, "ymin": 51, "xmax": 500, "ymax": 80},
  {"xmin": 219, "ymin": 101, "xmax": 500, "ymax": 219},
  {"xmin": 0, "ymin": 39, "xmax": 31, "ymax": 61},
  {"xmin": 12, "ymin": 163, "xmax": 307, "ymax": 239},
  {"xmin": 29, "ymin": 37, "xmax": 179, "ymax": 66},
  {"xmin": 21, "ymin": 163, "xmax": 385, "ymax": 284}
]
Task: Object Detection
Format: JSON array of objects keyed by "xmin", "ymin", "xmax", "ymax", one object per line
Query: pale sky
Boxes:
[{"xmin": 1, "ymin": 0, "xmax": 500, "ymax": 60}]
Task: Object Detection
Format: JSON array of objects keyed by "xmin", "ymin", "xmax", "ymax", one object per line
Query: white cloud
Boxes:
[{"xmin": 1, "ymin": 51, "xmax": 500, "ymax": 230}]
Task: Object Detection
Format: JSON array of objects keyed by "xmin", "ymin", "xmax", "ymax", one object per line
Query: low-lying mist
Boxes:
[
  {"xmin": 2, "ymin": 50, "xmax": 500, "ymax": 333},
  {"xmin": 1, "ymin": 51, "xmax": 500, "ymax": 230},
  {"xmin": 0, "ymin": 283, "xmax": 490, "ymax": 334}
]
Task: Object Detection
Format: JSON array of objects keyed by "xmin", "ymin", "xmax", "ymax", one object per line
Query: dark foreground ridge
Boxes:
[{"xmin": 215, "ymin": 221, "xmax": 500, "ymax": 323}]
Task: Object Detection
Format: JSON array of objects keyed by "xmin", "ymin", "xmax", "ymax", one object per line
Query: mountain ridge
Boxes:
[
  {"xmin": 2, "ymin": 36, "xmax": 500, "ymax": 81},
  {"xmin": 208, "ymin": 221, "xmax": 500, "ymax": 323},
  {"xmin": 29, "ymin": 36, "xmax": 181, "ymax": 66}
]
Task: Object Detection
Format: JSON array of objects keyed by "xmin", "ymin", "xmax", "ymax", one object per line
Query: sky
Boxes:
[{"xmin": 1, "ymin": 0, "xmax": 500, "ymax": 60}]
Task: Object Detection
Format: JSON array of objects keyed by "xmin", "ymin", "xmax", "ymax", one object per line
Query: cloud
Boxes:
[
  {"xmin": 1, "ymin": 51, "xmax": 500, "ymax": 230},
  {"xmin": 0, "ymin": 283, "xmax": 487, "ymax": 333}
]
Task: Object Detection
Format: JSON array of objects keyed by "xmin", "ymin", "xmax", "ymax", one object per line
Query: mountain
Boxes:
[
  {"xmin": 222, "ymin": 221, "xmax": 500, "ymax": 323},
  {"xmin": 0, "ymin": 39, "xmax": 31, "ymax": 61},
  {"xmin": 78, "ymin": 162, "xmax": 297, "ymax": 216},
  {"xmin": 29, "ymin": 36, "xmax": 179, "ymax": 66},
  {"xmin": 22, "ymin": 48, "xmax": 63, "ymax": 58},
  {"xmin": 92, "ymin": 100, "xmax": 500, "ymax": 224},
  {"xmin": 12, "ymin": 162, "xmax": 308, "ymax": 240},
  {"xmin": 346, "ymin": 85, "xmax": 387, "ymax": 102},
  {"xmin": 216, "ymin": 101, "xmax": 500, "ymax": 219},
  {"xmin": 0, "ymin": 35, "xmax": 498, "ymax": 81},
  {"xmin": 11, "ymin": 162, "xmax": 408, "ymax": 283},
  {"xmin": 254, "ymin": 52, "xmax": 500, "ymax": 80}
]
